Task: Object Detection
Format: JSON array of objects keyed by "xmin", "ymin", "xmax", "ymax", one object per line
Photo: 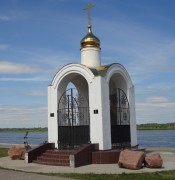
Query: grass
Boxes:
[
  {"xmin": 0, "ymin": 169, "xmax": 174, "ymax": 180},
  {"xmin": 38, "ymin": 171, "xmax": 175, "ymax": 180},
  {"xmin": 0, "ymin": 148, "xmax": 8, "ymax": 158}
]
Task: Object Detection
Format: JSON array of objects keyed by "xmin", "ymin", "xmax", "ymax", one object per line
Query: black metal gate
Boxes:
[
  {"xmin": 110, "ymin": 88, "xmax": 131, "ymax": 148},
  {"xmin": 58, "ymin": 88, "xmax": 90, "ymax": 149}
]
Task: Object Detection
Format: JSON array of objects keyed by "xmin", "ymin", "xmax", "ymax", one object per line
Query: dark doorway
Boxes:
[
  {"xmin": 58, "ymin": 88, "xmax": 90, "ymax": 149},
  {"xmin": 110, "ymin": 88, "xmax": 131, "ymax": 148}
]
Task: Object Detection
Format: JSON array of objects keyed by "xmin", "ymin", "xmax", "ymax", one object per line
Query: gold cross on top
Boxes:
[{"xmin": 83, "ymin": 2, "xmax": 95, "ymax": 27}]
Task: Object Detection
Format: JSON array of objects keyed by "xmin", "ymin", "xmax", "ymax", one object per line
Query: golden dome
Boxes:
[{"xmin": 81, "ymin": 26, "xmax": 100, "ymax": 49}]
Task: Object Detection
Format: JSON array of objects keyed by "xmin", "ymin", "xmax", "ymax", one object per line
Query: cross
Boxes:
[{"xmin": 83, "ymin": 2, "xmax": 95, "ymax": 27}]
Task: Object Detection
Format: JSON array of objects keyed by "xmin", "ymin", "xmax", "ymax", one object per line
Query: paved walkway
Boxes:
[
  {"xmin": 0, "ymin": 169, "xmax": 74, "ymax": 180},
  {"xmin": 0, "ymin": 147, "xmax": 175, "ymax": 175}
]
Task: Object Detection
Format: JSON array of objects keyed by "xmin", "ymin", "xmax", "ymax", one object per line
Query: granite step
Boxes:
[{"xmin": 33, "ymin": 149, "xmax": 75, "ymax": 166}]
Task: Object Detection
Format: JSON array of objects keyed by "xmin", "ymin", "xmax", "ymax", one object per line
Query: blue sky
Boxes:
[{"xmin": 0, "ymin": 0, "xmax": 175, "ymax": 128}]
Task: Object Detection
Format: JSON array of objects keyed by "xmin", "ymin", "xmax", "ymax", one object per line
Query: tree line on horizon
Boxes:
[
  {"xmin": 0, "ymin": 122, "xmax": 175, "ymax": 131},
  {"xmin": 137, "ymin": 122, "xmax": 175, "ymax": 130}
]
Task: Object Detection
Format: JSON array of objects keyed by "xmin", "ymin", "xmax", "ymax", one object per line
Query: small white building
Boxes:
[{"xmin": 48, "ymin": 5, "xmax": 137, "ymax": 151}]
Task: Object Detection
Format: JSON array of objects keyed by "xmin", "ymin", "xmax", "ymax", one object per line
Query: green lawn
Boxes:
[
  {"xmin": 0, "ymin": 148, "xmax": 8, "ymax": 158},
  {"xmin": 40, "ymin": 171, "xmax": 175, "ymax": 180}
]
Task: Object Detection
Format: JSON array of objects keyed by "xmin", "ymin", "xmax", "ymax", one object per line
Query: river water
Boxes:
[
  {"xmin": 137, "ymin": 130, "xmax": 175, "ymax": 148},
  {"xmin": 0, "ymin": 130, "xmax": 175, "ymax": 148}
]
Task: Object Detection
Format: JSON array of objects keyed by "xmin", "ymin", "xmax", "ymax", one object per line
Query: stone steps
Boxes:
[{"xmin": 33, "ymin": 149, "xmax": 75, "ymax": 166}]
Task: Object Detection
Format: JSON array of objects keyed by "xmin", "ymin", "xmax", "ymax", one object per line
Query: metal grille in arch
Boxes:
[
  {"xmin": 58, "ymin": 88, "xmax": 90, "ymax": 149},
  {"xmin": 110, "ymin": 88, "xmax": 131, "ymax": 148}
]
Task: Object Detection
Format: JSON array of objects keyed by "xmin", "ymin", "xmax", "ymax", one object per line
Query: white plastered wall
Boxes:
[
  {"xmin": 89, "ymin": 76, "xmax": 111, "ymax": 150},
  {"xmin": 48, "ymin": 85, "xmax": 58, "ymax": 147},
  {"xmin": 129, "ymin": 85, "xmax": 137, "ymax": 146},
  {"xmin": 81, "ymin": 47, "xmax": 101, "ymax": 68}
]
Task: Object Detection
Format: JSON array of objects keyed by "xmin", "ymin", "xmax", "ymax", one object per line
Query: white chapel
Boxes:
[{"xmin": 47, "ymin": 3, "xmax": 137, "ymax": 151}]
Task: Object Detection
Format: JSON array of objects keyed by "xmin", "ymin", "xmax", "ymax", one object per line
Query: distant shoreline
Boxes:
[
  {"xmin": 137, "ymin": 123, "xmax": 175, "ymax": 130},
  {"xmin": 0, "ymin": 125, "xmax": 175, "ymax": 132},
  {"xmin": 0, "ymin": 128, "xmax": 48, "ymax": 132},
  {"xmin": 137, "ymin": 129, "xmax": 175, "ymax": 131},
  {"xmin": 0, "ymin": 143, "xmax": 38, "ymax": 148},
  {"xmin": 137, "ymin": 128, "xmax": 175, "ymax": 130}
]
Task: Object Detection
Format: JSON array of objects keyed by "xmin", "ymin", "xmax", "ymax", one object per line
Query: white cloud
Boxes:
[
  {"xmin": 0, "ymin": 15, "xmax": 10, "ymax": 21},
  {"xmin": 0, "ymin": 105, "xmax": 47, "ymax": 128},
  {"xmin": 147, "ymin": 83, "xmax": 175, "ymax": 95},
  {"xmin": 0, "ymin": 77, "xmax": 49, "ymax": 82},
  {"xmin": 25, "ymin": 90, "xmax": 47, "ymax": 97},
  {"xmin": 135, "ymin": 83, "xmax": 175, "ymax": 103},
  {"xmin": 136, "ymin": 96, "xmax": 175, "ymax": 124},
  {"xmin": 0, "ymin": 44, "xmax": 9, "ymax": 50},
  {"xmin": 146, "ymin": 96, "xmax": 169, "ymax": 104},
  {"xmin": 0, "ymin": 61, "xmax": 45, "ymax": 74}
]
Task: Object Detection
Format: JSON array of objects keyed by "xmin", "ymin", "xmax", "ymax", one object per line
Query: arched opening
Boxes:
[
  {"xmin": 57, "ymin": 74, "xmax": 90, "ymax": 149},
  {"xmin": 109, "ymin": 73, "xmax": 131, "ymax": 148}
]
